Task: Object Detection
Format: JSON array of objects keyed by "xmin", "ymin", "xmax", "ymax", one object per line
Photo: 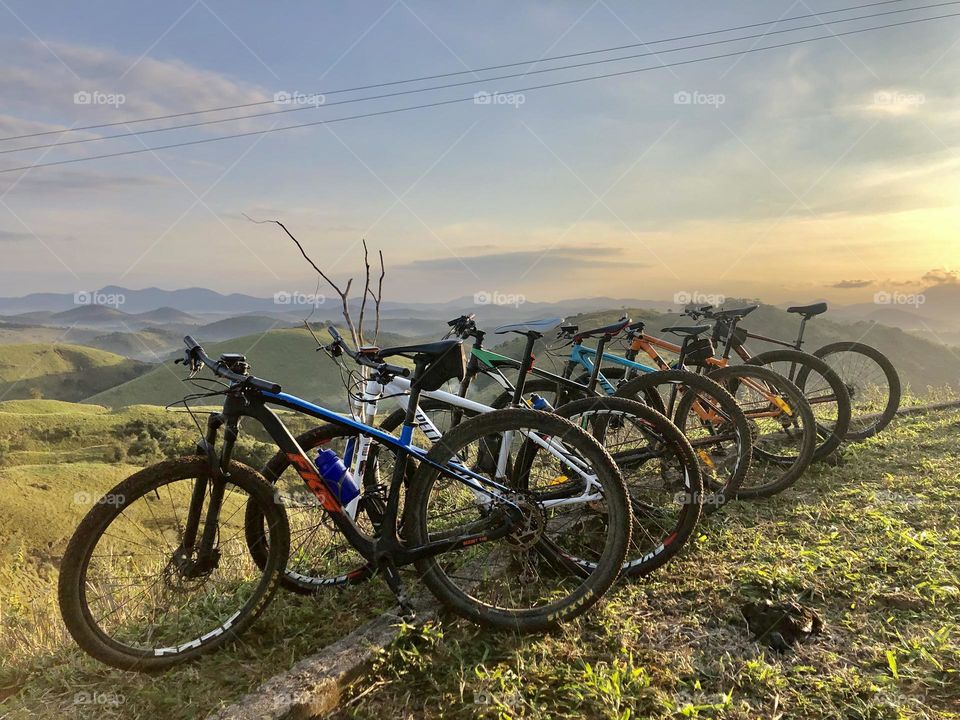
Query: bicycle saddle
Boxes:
[
  {"xmin": 787, "ymin": 302, "xmax": 828, "ymax": 317},
  {"xmin": 661, "ymin": 324, "xmax": 710, "ymax": 337},
  {"xmin": 493, "ymin": 317, "xmax": 564, "ymax": 337},
  {"xmin": 571, "ymin": 317, "xmax": 631, "ymax": 340},
  {"xmin": 711, "ymin": 305, "xmax": 759, "ymax": 319}
]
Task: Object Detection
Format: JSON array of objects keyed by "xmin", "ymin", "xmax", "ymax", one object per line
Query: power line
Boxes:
[
  {"xmin": 3, "ymin": 0, "xmax": 954, "ymax": 156},
  {"xmin": 0, "ymin": 0, "xmax": 915, "ymax": 143},
  {"xmin": 2, "ymin": 10, "xmax": 957, "ymax": 176}
]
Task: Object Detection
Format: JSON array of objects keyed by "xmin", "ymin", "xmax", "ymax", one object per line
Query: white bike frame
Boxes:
[{"xmin": 337, "ymin": 373, "xmax": 602, "ymax": 509}]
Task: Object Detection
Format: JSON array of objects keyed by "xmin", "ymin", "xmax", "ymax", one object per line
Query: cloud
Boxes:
[
  {"xmin": 830, "ymin": 279, "xmax": 872, "ymax": 289},
  {"xmin": 400, "ymin": 245, "xmax": 645, "ymax": 274},
  {"xmin": 922, "ymin": 268, "xmax": 958, "ymax": 286},
  {"xmin": 0, "ymin": 170, "xmax": 173, "ymax": 195},
  {"xmin": 0, "ymin": 230, "xmax": 33, "ymax": 242}
]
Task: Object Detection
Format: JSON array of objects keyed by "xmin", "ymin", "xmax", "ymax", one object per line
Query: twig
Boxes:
[
  {"xmin": 243, "ymin": 213, "xmax": 358, "ymax": 346},
  {"xmin": 358, "ymin": 239, "xmax": 371, "ymax": 345}
]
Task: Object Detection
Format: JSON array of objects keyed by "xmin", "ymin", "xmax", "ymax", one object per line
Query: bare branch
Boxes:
[
  {"xmin": 244, "ymin": 213, "xmax": 358, "ymax": 345},
  {"xmin": 357, "ymin": 239, "xmax": 371, "ymax": 346},
  {"xmin": 372, "ymin": 249, "xmax": 385, "ymax": 342}
]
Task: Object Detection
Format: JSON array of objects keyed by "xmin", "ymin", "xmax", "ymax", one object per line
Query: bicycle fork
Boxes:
[{"xmin": 177, "ymin": 409, "xmax": 239, "ymax": 577}]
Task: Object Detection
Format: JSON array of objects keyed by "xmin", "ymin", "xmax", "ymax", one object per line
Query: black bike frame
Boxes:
[{"xmin": 188, "ymin": 380, "xmax": 522, "ymax": 575}]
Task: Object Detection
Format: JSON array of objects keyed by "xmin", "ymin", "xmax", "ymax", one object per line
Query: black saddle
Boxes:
[
  {"xmin": 570, "ymin": 317, "xmax": 631, "ymax": 340},
  {"xmin": 787, "ymin": 302, "xmax": 828, "ymax": 317},
  {"xmin": 662, "ymin": 324, "xmax": 710, "ymax": 338},
  {"xmin": 712, "ymin": 305, "xmax": 759, "ymax": 320}
]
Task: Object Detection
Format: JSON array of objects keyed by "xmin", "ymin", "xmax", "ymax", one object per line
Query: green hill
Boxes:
[
  {"xmin": 0, "ymin": 344, "xmax": 151, "ymax": 402},
  {"xmin": 85, "ymin": 327, "xmax": 182, "ymax": 360},
  {"xmin": 84, "ymin": 327, "xmax": 417, "ymax": 410}
]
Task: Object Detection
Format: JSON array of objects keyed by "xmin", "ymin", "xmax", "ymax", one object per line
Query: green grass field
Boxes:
[
  {"xmin": 0, "ymin": 344, "xmax": 151, "ymax": 402},
  {"xmin": 0, "ymin": 398, "xmax": 956, "ymax": 718}
]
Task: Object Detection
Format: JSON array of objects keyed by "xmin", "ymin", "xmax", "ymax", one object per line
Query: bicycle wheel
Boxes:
[
  {"xmin": 706, "ymin": 365, "xmax": 817, "ymax": 498},
  {"xmin": 405, "ymin": 408, "xmax": 630, "ymax": 631},
  {"xmin": 245, "ymin": 423, "xmax": 412, "ymax": 594},
  {"xmin": 747, "ymin": 349, "xmax": 851, "ymax": 460},
  {"xmin": 58, "ymin": 458, "xmax": 289, "ymax": 670},
  {"xmin": 813, "ymin": 342, "xmax": 901, "ymax": 440},
  {"xmin": 614, "ymin": 369, "xmax": 752, "ymax": 511},
  {"xmin": 551, "ymin": 396, "xmax": 702, "ymax": 577}
]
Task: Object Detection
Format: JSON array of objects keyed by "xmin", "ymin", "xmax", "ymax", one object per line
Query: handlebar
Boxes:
[
  {"xmin": 684, "ymin": 305, "xmax": 715, "ymax": 320},
  {"xmin": 326, "ymin": 327, "xmax": 411, "ymax": 378},
  {"xmin": 179, "ymin": 336, "xmax": 282, "ymax": 393},
  {"xmin": 446, "ymin": 314, "xmax": 480, "ymax": 340}
]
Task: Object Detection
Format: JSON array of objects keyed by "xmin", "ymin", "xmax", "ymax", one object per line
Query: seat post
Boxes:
[
  {"xmin": 585, "ymin": 334, "xmax": 610, "ymax": 392},
  {"xmin": 795, "ymin": 315, "xmax": 809, "ymax": 349},
  {"xmin": 403, "ymin": 358, "xmax": 428, "ymax": 430},
  {"xmin": 511, "ymin": 332, "xmax": 539, "ymax": 406},
  {"xmin": 676, "ymin": 336, "xmax": 691, "ymax": 367}
]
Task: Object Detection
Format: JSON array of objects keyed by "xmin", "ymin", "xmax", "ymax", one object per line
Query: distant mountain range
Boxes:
[{"xmin": 1, "ymin": 284, "xmax": 958, "ymax": 364}]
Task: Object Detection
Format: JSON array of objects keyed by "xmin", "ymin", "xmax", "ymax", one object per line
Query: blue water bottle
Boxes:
[
  {"xmin": 314, "ymin": 449, "xmax": 361, "ymax": 519},
  {"xmin": 530, "ymin": 393, "xmax": 554, "ymax": 411}
]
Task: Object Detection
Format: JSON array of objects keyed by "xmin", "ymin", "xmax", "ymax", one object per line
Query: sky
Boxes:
[{"xmin": 0, "ymin": 0, "xmax": 958, "ymax": 306}]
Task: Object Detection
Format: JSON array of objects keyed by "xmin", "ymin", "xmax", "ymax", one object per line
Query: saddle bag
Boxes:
[
  {"xmin": 684, "ymin": 337, "xmax": 716, "ymax": 365},
  {"xmin": 415, "ymin": 343, "xmax": 467, "ymax": 391}
]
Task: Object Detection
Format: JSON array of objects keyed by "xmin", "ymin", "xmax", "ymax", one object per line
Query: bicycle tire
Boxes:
[
  {"xmin": 746, "ymin": 348, "xmax": 851, "ymax": 460},
  {"xmin": 405, "ymin": 408, "xmax": 631, "ymax": 631},
  {"xmin": 706, "ymin": 365, "xmax": 817, "ymax": 497},
  {"xmin": 613, "ymin": 369, "xmax": 752, "ymax": 511},
  {"xmin": 812, "ymin": 341, "xmax": 901, "ymax": 440},
  {"xmin": 58, "ymin": 457, "xmax": 289, "ymax": 670},
  {"xmin": 550, "ymin": 395, "xmax": 702, "ymax": 577}
]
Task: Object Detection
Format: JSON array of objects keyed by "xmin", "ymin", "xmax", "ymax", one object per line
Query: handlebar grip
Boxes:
[
  {"xmin": 183, "ymin": 335, "xmax": 201, "ymax": 350},
  {"xmin": 327, "ymin": 326, "xmax": 343, "ymax": 342},
  {"xmin": 382, "ymin": 362, "xmax": 411, "ymax": 377},
  {"xmin": 249, "ymin": 376, "xmax": 282, "ymax": 394}
]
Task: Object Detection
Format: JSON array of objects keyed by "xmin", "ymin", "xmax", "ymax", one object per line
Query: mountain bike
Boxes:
[
  {"xmin": 250, "ymin": 323, "xmax": 701, "ymax": 594},
  {"xmin": 693, "ymin": 302, "xmax": 900, "ymax": 440},
  {"xmin": 415, "ymin": 314, "xmax": 751, "ymax": 513},
  {"xmin": 582, "ymin": 318, "xmax": 818, "ymax": 497},
  {"xmin": 680, "ymin": 304, "xmax": 852, "ymax": 460},
  {"xmin": 58, "ymin": 335, "xmax": 631, "ymax": 670}
]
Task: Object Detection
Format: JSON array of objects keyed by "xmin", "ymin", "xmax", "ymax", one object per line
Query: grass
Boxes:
[
  {"xmin": 0, "ymin": 344, "xmax": 150, "ymax": 402},
  {"xmin": 336, "ymin": 407, "xmax": 960, "ymax": 719},
  {"xmin": 0, "ymin": 401, "xmax": 956, "ymax": 719}
]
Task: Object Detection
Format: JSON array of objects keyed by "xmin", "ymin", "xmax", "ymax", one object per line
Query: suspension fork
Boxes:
[{"xmin": 182, "ymin": 406, "xmax": 239, "ymax": 567}]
